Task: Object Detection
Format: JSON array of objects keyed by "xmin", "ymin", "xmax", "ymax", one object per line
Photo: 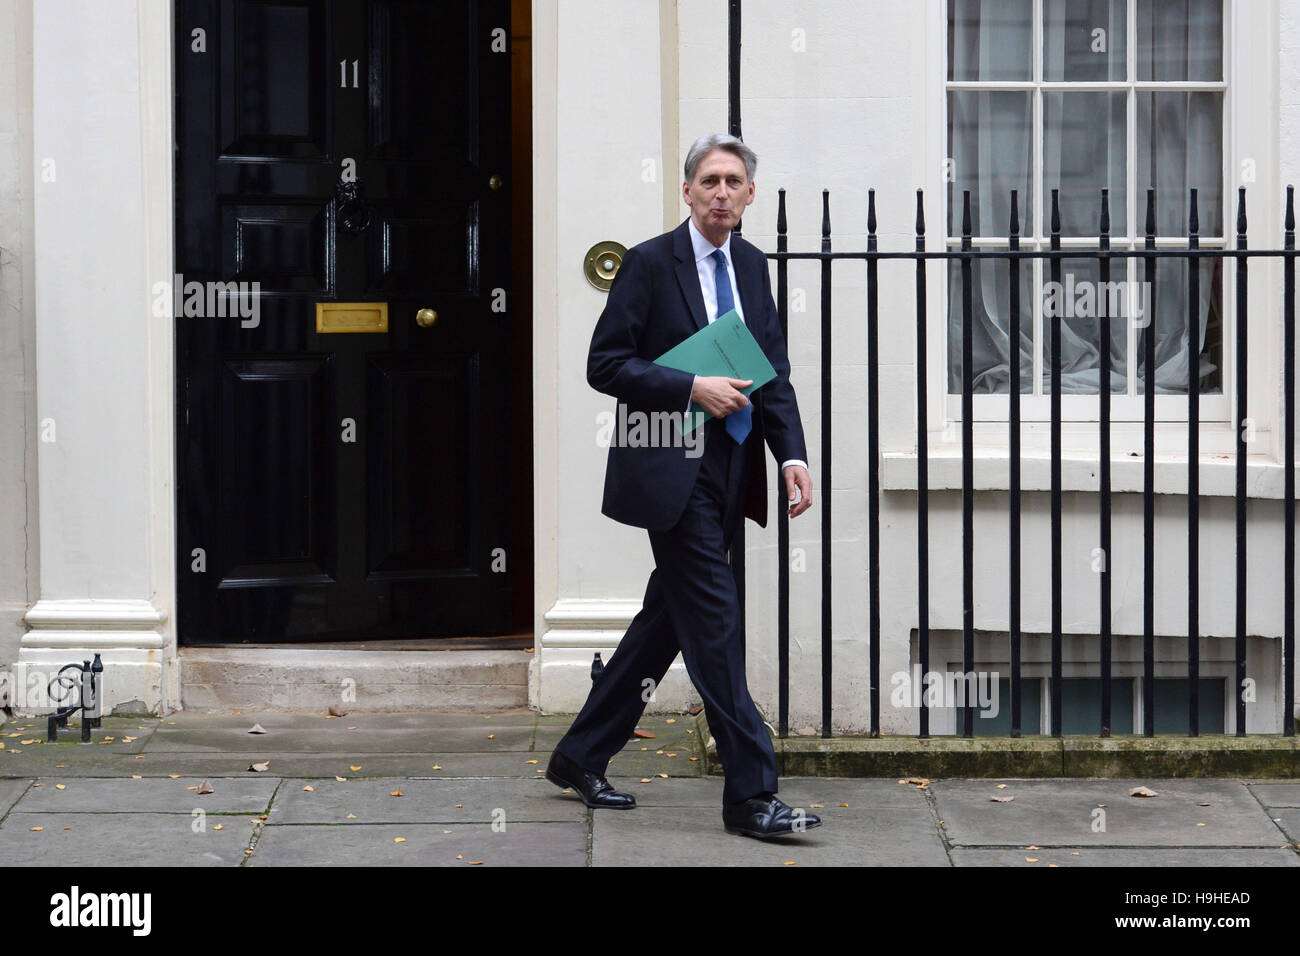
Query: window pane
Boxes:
[
  {"xmin": 1150, "ymin": 678, "xmax": 1225, "ymax": 733},
  {"xmin": 1060, "ymin": 678, "xmax": 1135, "ymax": 734},
  {"xmin": 1135, "ymin": 255, "xmax": 1222, "ymax": 394},
  {"xmin": 1136, "ymin": 92, "xmax": 1224, "ymax": 237},
  {"xmin": 973, "ymin": 678, "xmax": 1042, "ymax": 735},
  {"xmin": 1136, "ymin": 0, "xmax": 1222, "ymax": 81},
  {"xmin": 948, "ymin": 0, "xmax": 1031, "ymax": 81},
  {"xmin": 1041, "ymin": 257, "xmax": 1129, "ymax": 394},
  {"xmin": 1044, "ymin": 0, "xmax": 1127, "ymax": 82},
  {"xmin": 948, "ymin": 91, "xmax": 1032, "ymax": 236},
  {"xmin": 1043, "ymin": 92, "xmax": 1126, "ymax": 238},
  {"xmin": 947, "ymin": 256, "xmax": 1034, "ymax": 394}
]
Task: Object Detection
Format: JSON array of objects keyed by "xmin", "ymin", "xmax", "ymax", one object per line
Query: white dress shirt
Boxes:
[{"xmin": 685, "ymin": 217, "xmax": 808, "ymax": 476}]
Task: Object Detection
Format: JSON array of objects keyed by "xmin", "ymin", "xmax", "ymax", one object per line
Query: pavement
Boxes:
[{"xmin": 0, "ymin": 708, "xmax": 1298, "ymax": 867}]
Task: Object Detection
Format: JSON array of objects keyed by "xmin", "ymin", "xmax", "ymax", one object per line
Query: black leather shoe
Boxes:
[
  {"xmin": 545, "ymin": 750, "xmax": 636, "ymax": 809},
  {"xmin": 722, "ymin": 792, "xmax": 821, "ymax": 839}
]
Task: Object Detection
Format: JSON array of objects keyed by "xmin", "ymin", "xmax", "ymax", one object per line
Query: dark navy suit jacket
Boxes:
[{"xmin": 587, "ymin": 218, "xmax": 808, "ymax": 531}]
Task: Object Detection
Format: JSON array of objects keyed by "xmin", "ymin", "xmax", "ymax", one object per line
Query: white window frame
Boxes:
[{"xmin": 922, "ymin": 0, "xmax": 1281, "ymax": 462}]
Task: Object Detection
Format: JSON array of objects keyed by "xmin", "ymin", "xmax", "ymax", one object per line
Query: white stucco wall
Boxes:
[{"xmin": 0, "ymin": 0, "xmax": 38, "ymax": 676}]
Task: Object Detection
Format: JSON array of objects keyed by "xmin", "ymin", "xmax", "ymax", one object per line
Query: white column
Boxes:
[{"xmin": 17, "ymin": 0, "xmax": 178, "ymax": 715}]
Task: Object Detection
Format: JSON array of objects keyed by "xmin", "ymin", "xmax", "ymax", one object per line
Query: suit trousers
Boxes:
[{"xmin": 555, "ymin": 414, "xmax": 779, "ymax": 805}]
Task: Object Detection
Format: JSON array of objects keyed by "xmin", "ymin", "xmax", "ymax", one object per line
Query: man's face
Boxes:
[{"xmin": 682, "ymin": 148, "xmax": 755, "ymax": 237}]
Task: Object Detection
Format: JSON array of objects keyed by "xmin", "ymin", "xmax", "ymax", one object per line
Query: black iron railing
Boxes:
[{"xmin": 740, "ymin": 183, "xmax": 1299, "ymax": 739}]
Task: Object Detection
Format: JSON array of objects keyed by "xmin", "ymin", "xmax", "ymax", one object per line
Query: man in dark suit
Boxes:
[{"xmin": 546, "ymin": 133, "xmax": 820, "ymax": 839}]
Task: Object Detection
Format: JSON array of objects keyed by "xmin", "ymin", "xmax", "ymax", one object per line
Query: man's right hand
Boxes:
[{"xmin": 691, "ymin": 376, "xmax": 753, "ymax": 419}]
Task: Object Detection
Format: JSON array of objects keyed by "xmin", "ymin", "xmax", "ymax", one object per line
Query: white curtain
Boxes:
[{"xmin": 947, "ymin": 0, "xmax": 1222, "ymax": 396}]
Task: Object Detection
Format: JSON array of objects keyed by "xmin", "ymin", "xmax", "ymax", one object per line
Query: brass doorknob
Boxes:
[{"xmin": 416, "ymin": 308, "xmax": 438, "ymax": 327}]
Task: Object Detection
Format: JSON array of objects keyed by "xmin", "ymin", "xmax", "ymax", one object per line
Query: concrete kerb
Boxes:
[{"xmin": 693, "ymin": 710, "xmax": 1300, "ymax": 778}]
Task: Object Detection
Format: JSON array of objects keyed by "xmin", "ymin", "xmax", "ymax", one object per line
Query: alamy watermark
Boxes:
[
  {"xmin": 1043, "ymin": 274, "xmax": 1152, "ymax": 328},
  {"xmin": 152, "ymin": 273, "xmax": 261, "ymax": 328},
  {"xmin": 596, "ymin": 404, "xmax": 707, "ymax": 458},
  {"xmin": 890, "ymin": 665, "xmax": 1001, "ymax": 719}
]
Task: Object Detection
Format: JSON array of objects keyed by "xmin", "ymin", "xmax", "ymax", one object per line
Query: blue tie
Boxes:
[{"xmin": 711, "ymin": 249, "xmax": 751, "ymax": 445}]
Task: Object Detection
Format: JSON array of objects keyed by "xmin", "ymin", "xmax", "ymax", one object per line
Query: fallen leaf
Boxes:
[
  {"xmin": 20, "ymin": 739, "xmax": 36, "ymax": 745},
  {"xmin": 783, "ymin": 861, "xmax": 796, "ymax": 866},
  {"xmin": 666, "ymin": 752, "xmax": 678, "ymax": 757},
  {"xmin": 247, "ymin": 724, "xmax": 266, "ymax": 735},
  {"xmin": 640, "ymin": 778, "xmax": 652, "ymax": 783},
  {"xmin": 394, "ymin": 837, "xmax": 406, "ymax": 843},
  {"xmin": 213, "ymin": 824, "xmax": 223, "ymax": 831},
  {"xmin": 1097, "ymin": 803, "xmax": 1106, "ymax": 808},
  {"xmin": 1027, "ymin": 845, "xmax": 1039, "ymax": 850},
  {"xmin": 431, "ymin": 765, "xmax": 442, "ymax": 771},
  {"xmin": 135, "ymin": 755, "xmax": 145, "ymax": 759},
  {"xmin": 688, "ymin": 705, "xmax": 703, "ymax": 716},
  {"xmin": 390, "ymin": 788, "xmax": 404, "ymax": 797},
  {"xmin": 900, "ymin": 777, "xmax": 931, "ymax": 789},
  {"xmin": 656, "ymin": 749, "xmax": 665, "ymax": 755},
  {"xmin": 197, "ymin": 780, "xmax": 213, "ymax": 794},
  {"xmin": 456, "ymin": 854, "xmax": 463, "ymax": 860},
  {"xmin": 688, "ymin": 756, "xmax": 699, "ymax": 762},
  {"xmin": 633, "ymin": 729, "xmax": 656, "ymax": 739},
  {"xmin": 468, "ymin": 861, "xmax": 484, "ymax": 865},
  {"xmin": 665, "ymin": 718, "xmax": 676, "ymax": 724},
  {"xmin": 991, "ymin": 796, "xmax": 1015, "ymax": 803},
  {"xmin": 487, "ymin": 734, "xmax": 495, "ymax": 739},
  {"xmin": 1129, "ymin": 786, "xmax": 1158, "ymax": 798},
  {"xmin": 131, "ymin": 775, "xmax": 142, "ymax": 779},
  {"xmin": 347, "ymin": 813, "xmax": 357, "ymax": 819},
  {"xmin": 55, "ymin": 784, "xmax": 66, "ymax": 791},
  {"xmin": 169, "ymin": 774, "xmax": 181, "ymax": 779},
  {"xmin": 525, "ymin": 759, "xmax": 538, "ymax": 765},
  {"xmin": 335, "ymin": 776, "xmax": 347, "ymax": 782},
  {"xmin": 1072, "ymin": 852, "xmax": 1080, "ymax": 856},
  {"xmin": 1196, "ymin": 822, "xmax": 1206, "ymax": 827},
  {"xmin": 350, "ymin": 765, "xmax": 362, "ymax": 771},
  {"xmin": 187, "ymin": 785, "xmax": 198, "ymax": 791},
  {"xmin": 303, "ymin": 785, "xmax": 315, "ymax": 792},
  {"xmin": 658, "ymin": 773, "xmax": 669, "ymax": 779},
  {"xmin": 248, "ymin": 762, "xmax": 270, "ymax": 773},
  {"xmin": 328, "ymin": 706, "xmax": 348, "ymax": 717},
  {"xmin": 996, "ymin": 783, "xmax": 1008, "ymax": 789},
  {"xmin": 1048, "ymin": 863, "xmax": 1059, "ymax": 868},
  {"xmin": 810, "ymin": 803, "xmax": 825, "ymax": 808},
  {"xmin": 1025, "ymin": 857, "xmax": 1038, "ymax": 863},
  {"xmin": 1198, "ymin": 802, "xmax": 1212, "ymax": 807},
  {"xmin": 30, "ymin": 826, "xmax": 43, "ymax": 831},
  {"xmin": 839, "ymin": 802, "xmax": 848, "ymax": 807}
]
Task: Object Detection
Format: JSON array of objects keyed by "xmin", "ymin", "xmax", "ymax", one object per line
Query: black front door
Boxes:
[{"xmin": 174, "ymin": 0, "xmax": 513, "ymax": 643}]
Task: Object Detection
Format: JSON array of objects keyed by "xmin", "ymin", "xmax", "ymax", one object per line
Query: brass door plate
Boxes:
[
  {"xmin": 316, "ymin": 301, "xmax": 389, "ymax": 333},
  {"xmin": 584, "ymin": 241, "xmax": 628, "ymax": 291}
]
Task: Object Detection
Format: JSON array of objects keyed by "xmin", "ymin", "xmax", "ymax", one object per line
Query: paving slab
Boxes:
[
  {"xmin": 12, "ymin": 776, "xmax": 281, "ymax": 814},
  {"xmin": 592, "ymin": 806, "xmax": 947, "ymax": 866},
  {"xmin": 0, "ymin": 812, "xmax": 254, "ymax": 866},
  {"xmin": 267, "ymin": 777, "xmax": 586, "ymax": 824},
  {"xmin": 1248, "ymin": 783, "xmax": 1300, "ymax": 807},
  {"xmin": 934, "ymin": 779, "xmax": 1287, "ymax": 847},
  {"xmin": 951, "ymin": 847, "xmax": 1300, "ymax": 866},
  {"xmin": 158, "ymin": 710, "xmax": 538, "ymax": 730},
  {"xmin": 0, "ymin": 778, "xmax": 32, "ymax": 817},
  {"xmin": 144, "ymin": 726, "xmax": 536, "ymax": 754},
  {"xmin": 248, "ymin": 821, "xmax": 586, "ymax": 866},
  {"xmin": 1266, "ymin": 809, "xmax": 1300, "ymax": 842}
]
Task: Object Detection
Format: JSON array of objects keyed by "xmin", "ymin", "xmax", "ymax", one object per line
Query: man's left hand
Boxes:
[{"xmin": 782, "ymin": 464, "xmax": 812, "ymax": 518}]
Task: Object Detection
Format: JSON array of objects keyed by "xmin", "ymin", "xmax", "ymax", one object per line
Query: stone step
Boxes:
[{"xmin": 179, "ymin": 647, "xmax": 531, "ymax": 713}]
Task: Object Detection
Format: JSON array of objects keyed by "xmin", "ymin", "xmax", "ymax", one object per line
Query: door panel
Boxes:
[{"xmin": 176, "ymin": 0, "xmax": 512, "ymax": 643}]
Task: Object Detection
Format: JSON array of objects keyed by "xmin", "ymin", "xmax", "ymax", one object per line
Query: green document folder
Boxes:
[{"xmin": 652, "ymin": 309, "xmax": 777, "ymax": 436}]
